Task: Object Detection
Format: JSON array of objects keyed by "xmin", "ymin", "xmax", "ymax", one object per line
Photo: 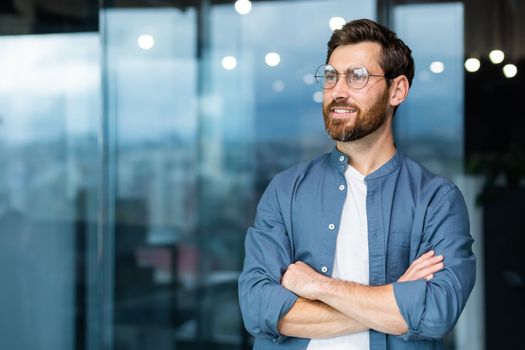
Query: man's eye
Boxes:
[
  {"xmin": 325, "ymin": 73, "xmax": 337, "ymax": 81},
  {"xmin": 352, "ymin": 70, "xmax": 367, "ymax": 81}
]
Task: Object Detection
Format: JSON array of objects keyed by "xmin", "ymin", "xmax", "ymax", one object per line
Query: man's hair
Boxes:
[{"xmin": 326, "ymin": 18, "xmax": 415, "ymax": 87}]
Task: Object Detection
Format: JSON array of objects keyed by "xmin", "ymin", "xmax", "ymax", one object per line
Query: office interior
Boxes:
[{"xmin": 0, "ymin": 0, "xmax": 523, "ymax": 349}]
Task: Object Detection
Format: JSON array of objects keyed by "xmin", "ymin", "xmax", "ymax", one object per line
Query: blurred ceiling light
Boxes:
[
  {"xmin": 329, "ymin": 17, "xmax": 346, "ymax": 31},
  {"xmin": 235, "ymin": 0, "xmax": 252, "ymax": 15},
  {"xmin": 221, "ymin": 56, "xmax": 237, "ymax": 70},
  {"xmin": 503, "ymin": 64, "xmax": 517, "ymax": 78},
  {"xmin": 265, "ymin": 52, "xmax": 280, "ymax": 67},
  {"xmin": 430, "ymin": 61, "xmax": 445, "ymax": 74},
  {"xmin": 137, "ymin": 34, "xmax": 155, "ymax": 50},
  {"xmin": 313, "ymin": 91, "xmax": 323, "ymax": 103},
  {"xmin": 418, "ymin": 71, "xmax": 431, "ymax": 82},
  {"xmin": 464, "ymin": 58, "xmax": 481, "ymax": 72},
  {"xmin": 273, "ymin": 80, "xmax": 285, "ymax": 92},
  {"xmin": 489, "ymin": 49, "xmax": 505, "ymax": 64},
  {"xmin": 303, "ymin": 73, "xmax": 315, "ymax": 85}
]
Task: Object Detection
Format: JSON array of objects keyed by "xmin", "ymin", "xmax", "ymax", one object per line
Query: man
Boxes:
[{"xmin": 238, "ymin": 18, "xmax": 476, "ymax": 350}]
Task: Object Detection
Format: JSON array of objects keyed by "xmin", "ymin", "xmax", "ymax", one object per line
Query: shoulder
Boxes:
[
  {"xmin": 257, "ymin": 152, "xmax": 331, "ymax": 214},
  {"xmin": 270, "ymin": 152, "xmax": 331, "ymax": 189},
  {"xmin": 400, "ymin": 154, "xmax": 464, "ymax": 206}
]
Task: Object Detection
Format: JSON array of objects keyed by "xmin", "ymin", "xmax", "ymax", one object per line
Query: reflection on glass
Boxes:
[
  {"xmin": 264, "ymin": 52, "xmax": 281, "ymax": 67},
  {"xmin": 393, "ymin": 5, "xmax": 473, "ymax": 349},
  {"xmin": 137, "ymin": 34, "xmax": 155, "ymax": 50},
  {"xmin": 0, "ymin": 33, "xmax": 100, "ymax": 350},
  {"xmin": 329, "ymin": 16, "xmax": 346, "ymax": 31},
  {"xmin": 273, "ymin": 80, "xmax": 285, "ymax": 92},
  {"xmin": 235, "ymin": 0, "xmax": 253, "ymax": 15},
  {"xmin": 222, "ymin": 56, "xmax": 238, "ymax": 70},
  {"xmin": 103, "ymin": 7, "xmax": 199, "ymax": 349},
  {"xmin": 393, "ymin": 3, "xmax": 464, "ymax": 179},
  {"xmin": 430, "ymin": 61, "xmax": 445, "ymax": 74},
  {"xmin": 104, "ymin": 1, "xmax": 375, "ymax": 348}
]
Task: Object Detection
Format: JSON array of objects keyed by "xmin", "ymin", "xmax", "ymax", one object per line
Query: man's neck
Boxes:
[{"xmin": 336, "ymin": 122, "xmax": 396, "ymax": 176}]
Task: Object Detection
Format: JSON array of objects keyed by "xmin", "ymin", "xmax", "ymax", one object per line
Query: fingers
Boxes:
[
  {"xmin": 415, "ymin": 254, "xmax": 444, "ymax": 270},
  {"xmin": 414, "ymin": 261, "xmax": 444, "ymax": 280},
  {"xmin": 413, "ymin": 250, "xmax": 441, "ymax": 265},
  {"xmin": 397, "ymin": 250, "xmax": 445, "ymax": 282},
  {"xmin": 411, "ymin": 251, "xmax": 443, "ymax": 269},
  {"xmin": 417, "ymin": 250, "xmax": 436, "ymax": 261}
]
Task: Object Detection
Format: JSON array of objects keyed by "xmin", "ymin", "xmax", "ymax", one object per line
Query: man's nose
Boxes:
[{"xmin": 331, "ymin": 77, "xmax": 350, "ymax": 101}]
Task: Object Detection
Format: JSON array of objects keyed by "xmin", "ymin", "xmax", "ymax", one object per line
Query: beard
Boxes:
[{"xmin": 323, "ymin": 89, "xmax": 389, "ymax": 142}]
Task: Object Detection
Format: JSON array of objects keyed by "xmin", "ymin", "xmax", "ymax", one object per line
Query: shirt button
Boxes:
[
  {"xmin": 321, "ymin": 266, "xmax": 328, "ymax": 273},
  {"xmin": 339, "ymin": 184, "xmax": 345, "ymax": 191},
  {"xmin": 328, "ymin": 223, "xmax": 335, "ymax": 230},
  {"xmin": 339, "ymin": 156, "xmax": 345, "ymax": 162}
]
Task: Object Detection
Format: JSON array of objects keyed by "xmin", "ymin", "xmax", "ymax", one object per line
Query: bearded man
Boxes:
[{"xmin": 238, "ymin": 18, "xmax": 476, "ymax": 350}]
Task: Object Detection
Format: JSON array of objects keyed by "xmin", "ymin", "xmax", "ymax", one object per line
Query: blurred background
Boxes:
[{"xmin": 0, "ymin": 0, "xmax": 523, "ymax": 349}]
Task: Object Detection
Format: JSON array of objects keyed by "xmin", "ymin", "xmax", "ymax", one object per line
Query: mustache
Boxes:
[{"xmin": 327, "ymin": 101, "xmax": 359, "ymax": 110}]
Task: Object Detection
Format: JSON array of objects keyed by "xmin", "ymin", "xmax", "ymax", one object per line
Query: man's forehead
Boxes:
[{"xmin": 328, "ymin": 42, "xmax": 382, "ymax": 69}]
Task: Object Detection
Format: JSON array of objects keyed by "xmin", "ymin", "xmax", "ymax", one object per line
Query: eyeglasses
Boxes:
[{"xmin": 315, "ymin": 64, "xmax": 389, "ymax": 90}]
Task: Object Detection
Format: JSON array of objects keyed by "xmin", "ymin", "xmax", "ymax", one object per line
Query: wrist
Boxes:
[
  {"xmin": 317, "ymin": 276, "xmax": 343, "ymax": 301},
  {"xmin": 310, "ymin": 273, "xmax": 330, "ymax": 300}
]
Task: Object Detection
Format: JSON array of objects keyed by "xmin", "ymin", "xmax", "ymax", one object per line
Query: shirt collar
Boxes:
[
  {"xmin": 329, "ymin": 146, "xmax": 350, "ymax": 172},
  {"xmin": 329, "ymin": 146, "xmax": 404, "ymax": 181}
]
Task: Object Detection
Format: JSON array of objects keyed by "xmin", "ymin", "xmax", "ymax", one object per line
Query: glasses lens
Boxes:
[
  {"xmin": 346, "ymin": 66, "xmax": 369, "ymax": 89},
  {"xmin": 315, "ymin": 64, "xmax": 337, "ymax": 89}
]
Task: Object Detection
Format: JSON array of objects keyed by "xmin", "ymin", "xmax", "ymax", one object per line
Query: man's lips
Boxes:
[{"xmin": 329, "ymin": 106, "xmax": 358, "ymax": 118}]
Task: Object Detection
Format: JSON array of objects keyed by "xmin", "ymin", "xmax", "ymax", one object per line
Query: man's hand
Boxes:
[
  {"xmin": 282, "ymin": 250, "xmax": 444, "ymax": 299},
  {"xmin": 281, "ymin": 261, "xmax": 329, "ymax": 300},
  {"xmin": 397, "ymin": 250, "xmax": 444, "ymax": 282}
]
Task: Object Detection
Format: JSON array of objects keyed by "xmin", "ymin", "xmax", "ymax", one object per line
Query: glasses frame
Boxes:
[{"xmin": 315, "ymin": 64, "xmax": 390, "ymax": 90}]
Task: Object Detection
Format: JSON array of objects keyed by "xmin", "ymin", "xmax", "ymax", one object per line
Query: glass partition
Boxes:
[
  {"xmin": 102, "ymin": 1, "xmax": 375, "ymax": 349},
  {"xmin": 392, "ymin": 4, "xmax": 483, "ymax": 350},
  {"xmin": 393, "ymin": 2, "xmax": 464, "ymax": 179},
  {"xmin": 0, "ymin": 33, "xmax": 101, "ymax": 350}
]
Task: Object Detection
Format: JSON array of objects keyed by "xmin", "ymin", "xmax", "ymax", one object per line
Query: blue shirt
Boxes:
[{"xmin": 238, "ymin": 147, "xmax": 476, "ymax": 350}]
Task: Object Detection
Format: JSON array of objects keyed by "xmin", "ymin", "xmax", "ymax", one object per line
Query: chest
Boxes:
[{"xmin": 288, "ymin": 176, "xmax": 426, "ymax": 283}]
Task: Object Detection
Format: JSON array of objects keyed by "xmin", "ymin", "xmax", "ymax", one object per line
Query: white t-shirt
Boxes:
[{"xmin": 307, "ymin": 164, "xmax": 370, "ymax": 350}]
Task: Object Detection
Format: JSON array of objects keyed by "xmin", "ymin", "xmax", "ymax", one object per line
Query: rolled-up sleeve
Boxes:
[
  {"xmin": 393, "ymin": 185, "xmax": 476, "ymax": 340},
  {"xmin": 238, "ymin": 177, "xmax": 298, "ymax": 342}
]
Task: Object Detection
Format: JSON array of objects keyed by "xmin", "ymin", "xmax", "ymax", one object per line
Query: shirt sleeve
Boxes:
[
  {"xmin": 392, "ymin": 185, "xmax": 476, "ymax": 340},
  {"xmin": 238, "ymin": 177, "xmax": 298, "ymax": 343}
]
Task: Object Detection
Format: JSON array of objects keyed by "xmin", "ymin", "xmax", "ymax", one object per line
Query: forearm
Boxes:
[
  {"xmin": 278, "ymin": 297, "xmax": 368, "ymax": 338},
  {"xmin": 318, "ymin": 280, "xmax": 408, "ymax": 335},
  {"xmin": 280, "ymin": 255, "xmax": 446, "ymax": 337}
]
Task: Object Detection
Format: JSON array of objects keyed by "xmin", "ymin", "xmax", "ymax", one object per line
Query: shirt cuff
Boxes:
[
  {"xmin": 267, "ymin": 286, "xmax": 299, "ymax": 343},
  {"xmin": 392, "ymin": 279, "xmax": 427, "ymax": 340}
]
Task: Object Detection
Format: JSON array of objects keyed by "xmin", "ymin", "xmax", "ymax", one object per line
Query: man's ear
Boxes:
[{"xmin": 389, "ymin": 75, "xmax": 410, "ymax": 107}]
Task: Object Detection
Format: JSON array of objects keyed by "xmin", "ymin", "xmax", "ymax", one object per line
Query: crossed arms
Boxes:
[{"xmin": 278, "ymin": 251, "xmax": 444, "ymax": 338}]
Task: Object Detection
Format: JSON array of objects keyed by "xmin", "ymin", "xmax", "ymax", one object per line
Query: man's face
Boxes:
[{"xmin": 322, "ymin": 42, "xmax": 391, "ymax": 142}]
